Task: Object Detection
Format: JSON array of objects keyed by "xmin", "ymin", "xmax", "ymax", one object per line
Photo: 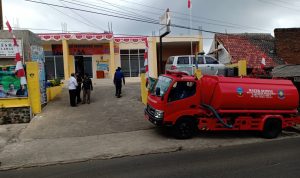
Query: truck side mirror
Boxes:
[{"xmin": 155, "ymin": 87, "xmax": 161, "ymax": 96}]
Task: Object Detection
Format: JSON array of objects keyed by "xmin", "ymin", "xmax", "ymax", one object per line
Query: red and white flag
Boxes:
[
  {"xmin": 5, "ymin": 19, "xmax": 27, "ymax": 84},
  {"xmin": 6, "ymin": 20, "xmax": 12, "ymax": 32},
  {"xmin": 188, "ymin": 0, "xmax": 192, "ymax": 8},
  {"xmin": 261, "ymin": 55, "xmax": 266, "ymax": 69}
]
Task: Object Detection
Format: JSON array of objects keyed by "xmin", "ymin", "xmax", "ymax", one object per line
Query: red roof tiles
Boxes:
[{"xmin": 216, "ymin": 33, "xmax": 283, "ymax": 68}]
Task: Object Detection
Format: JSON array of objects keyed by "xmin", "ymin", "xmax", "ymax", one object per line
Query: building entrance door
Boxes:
[{"xmin": 75, "ymin": 56, "xmax": 93, "ymax": 78}]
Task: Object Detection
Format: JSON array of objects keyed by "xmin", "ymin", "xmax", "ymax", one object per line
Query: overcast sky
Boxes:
[{"xmin": 4, "ymin": 0, "xmax": 300, "ymax": 51}]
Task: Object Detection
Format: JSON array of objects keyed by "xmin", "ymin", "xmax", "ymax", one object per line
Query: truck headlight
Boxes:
[{"xmin": 154, "ymin": 110, "xmax": 164, "ymax": 119}]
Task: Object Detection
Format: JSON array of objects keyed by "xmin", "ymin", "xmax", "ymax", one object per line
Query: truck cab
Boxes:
[{"xmin": 145, "ymin": 71, "xmax": 204, "ymax": 138}]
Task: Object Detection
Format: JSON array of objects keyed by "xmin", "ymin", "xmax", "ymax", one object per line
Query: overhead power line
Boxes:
[
  {"xmin": 93, "ymin": 0, "xmax": 158, "ymax": 23},
  {"xmin": 58, "ymin": 0, "xmax": 106, "ymax": 31},
  {"xmin": 59, "ymin": 0, "xmax": 158, "ymax": 24},
  {"xmin": 116, "ymin": 0, "xmax": 270, "ymax": 32},
  {"xmin": 25, "ymin": 0, "xmax": 223, "ymax": 34},
  {"xmin": 92, "ymin": 0, "xmax": 267, "ymax": 31},
  {"xmin": 39, "ymin": 0, "xmax": 105, "ymax": 32},
  {"xmin": 258, "ymin": 0, "xmax": 300, "ymax": 11}
]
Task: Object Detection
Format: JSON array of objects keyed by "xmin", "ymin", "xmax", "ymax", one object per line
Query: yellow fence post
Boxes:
[
  {"xmin": 238, "ymin": 60, "xmax": 247, "ymax": 76},
  {"xmin": 26, "ymin": 62, "xmax": 41, "ymax": 114},
  {"xmin": 140, "ymin": 73, "xmax": 148, "ymax": 105},
  {"xmin": 109, "ymin": 40, "xmax": 116, "ymax": 79},
  {"xmin": 62, "ymin": 39, "xmax": 70, "ymax": 80}
]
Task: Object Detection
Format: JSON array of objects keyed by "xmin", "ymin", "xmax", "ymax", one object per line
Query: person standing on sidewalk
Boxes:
[
  {"xmin": 113, "ymin": 67, "xmax": 125, "ymax": 98},
  {"xmin": 68, "ymin": 73, "xmax": 78, "ymax": 107},
  {"xmin": 82, "ymin": 73, "xmax": 93, "ymax": 104},
  {"xmin": 76, "ymin": 73, "xmax": 82, "ymax": 104}
]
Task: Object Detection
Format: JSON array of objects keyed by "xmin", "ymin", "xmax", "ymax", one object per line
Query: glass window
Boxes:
[
  {"xmin": 167, "ymin": 57, "xmax": 174, "ymax": 64},
  {"xmin": 121, "ymin": 54, "xmax": 130, "ymax": 77},
  {"xmin": 198, "ymin": 56, "xmax": 204, "ymax": 64},
  {"xmin": 168, "ymin": 81, "xmax": 196, "ymax": 102},
  {"xmin": 177, "ymin": 57, "xmax": 189, "ymax": 64},
  {"xmin": 152, "ymin": 76, "xmax": 172, "ymax": 96},
  {"xmin": 130, "ymin": 49, "xmax": 138, "ymax": 54},
  {"xmin": 120, "ymin": 50, "xmax": 129, "ymax": 54},
  {"xmin": 205, "ymin": 57, "xmax": 219, "ymax": 64},
  {"xmin": 45, "ymin": 57, "xmax": 55, "ymax": 80},
  {"xmin": 55, "ymin": 56, "xmax": 64, "ymax": 79}
]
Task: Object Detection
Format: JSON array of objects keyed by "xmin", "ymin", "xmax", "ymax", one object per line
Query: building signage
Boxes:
[
  {"xmin": 52, "ymin": 44, "xmax": 110, "ymax": 55},
  {"xmin": 0, "ymin": 39, "xmax": 23, "ymax": 58}
]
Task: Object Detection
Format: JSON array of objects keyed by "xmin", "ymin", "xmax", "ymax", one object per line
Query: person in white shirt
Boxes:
[{"xmin": 68, "ymin": 73, "xmax": 78, "ymax": 107}]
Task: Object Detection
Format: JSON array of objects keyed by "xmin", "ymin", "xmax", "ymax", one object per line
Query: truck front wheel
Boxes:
[
  {"xmin": 262, "ymin": 119, "xmax": 282, "ymax": 139},
  {"xmin": 173, "ymin": 118, "xmax": 197, "ymax": 139}
]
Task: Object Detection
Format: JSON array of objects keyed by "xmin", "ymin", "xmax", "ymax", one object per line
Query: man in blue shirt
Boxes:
[{"xmin": 113, "ymin": 67, "xmax": 125, "ymax": 98}]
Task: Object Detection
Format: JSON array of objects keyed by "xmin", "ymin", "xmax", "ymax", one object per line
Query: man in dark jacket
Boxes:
[
  {"xmin": 82, "ymin": 73, "xmax": 93, "ymax": 104},
  {"xmin": 76, "ymin": 73, "xmax": 82, "ymax": 104},
  {"xmin": 113, "ymin": 67, "xmax": 125, "ymax": 98}
]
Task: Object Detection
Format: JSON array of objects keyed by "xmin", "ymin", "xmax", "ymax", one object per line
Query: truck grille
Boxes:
[{"xmin": 147, "ymin": 104, "xmax": 155, "ymax": 116}]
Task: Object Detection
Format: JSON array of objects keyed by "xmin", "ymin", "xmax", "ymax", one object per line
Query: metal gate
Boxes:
[{"xmin": 120, "ymin": 49, "xmax": 145, "ymax": 77}]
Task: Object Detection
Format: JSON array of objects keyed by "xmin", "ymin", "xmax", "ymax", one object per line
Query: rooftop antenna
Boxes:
[{"xmin": 110, "ymin": 22, "xmax": 113, "ymax": 33}]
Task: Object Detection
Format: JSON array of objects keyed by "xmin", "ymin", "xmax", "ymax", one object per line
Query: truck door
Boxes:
[{"xmin": 165, "ymin": 81, "xmax": 197, "ymax": 121}]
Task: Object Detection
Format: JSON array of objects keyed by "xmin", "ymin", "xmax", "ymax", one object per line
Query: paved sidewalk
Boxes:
[{"xmin": 20, "ymin": 82, "xmax": 152, "ymax": 139}]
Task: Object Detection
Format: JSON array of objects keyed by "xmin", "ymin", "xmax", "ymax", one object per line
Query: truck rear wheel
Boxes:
[
  {"xmin": 262, "ymin": 119, "xmax": 282, "ymax": 139},
  {"xmin": 173, "ymin": 118, "xmax": 197, "ymax": 139}
]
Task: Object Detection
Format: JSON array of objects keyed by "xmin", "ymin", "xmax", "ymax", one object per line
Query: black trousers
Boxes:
[
  {"xmin": 69, "ymin": 89, "xmax": 77, "ymax": 106},
  {"xmin": 115, "ymin": 81, "xmax": 122, "ymax": 97},
  {"xmin": 76, "ymin": 84, "xmax": 82, "ymax": 103}
]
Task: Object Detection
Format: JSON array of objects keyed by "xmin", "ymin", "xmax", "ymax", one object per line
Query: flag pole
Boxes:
[
  {"xmin": 189, "ymin": 0, "xmax": 193, "ymax": 56},
  {"xmin": 0, "ymin": 0, "xmax": 3, "ymax": 30}
]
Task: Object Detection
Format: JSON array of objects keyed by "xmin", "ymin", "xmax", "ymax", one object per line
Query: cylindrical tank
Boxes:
[{"xmin": 200, "ymin": 76, "xmax": 299, "ymax": 111}]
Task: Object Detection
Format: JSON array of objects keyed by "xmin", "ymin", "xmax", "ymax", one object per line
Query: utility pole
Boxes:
[
  {"xmin": 0, "ymin": 0, "xmax": 3, "ymax": 30},
  {"xmin": 158, "ymin": 8, "xmax": 171, "ymax": 75}
]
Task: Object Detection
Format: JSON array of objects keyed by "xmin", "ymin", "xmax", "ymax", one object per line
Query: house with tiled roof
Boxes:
[{"xmin": 209, "ymin": 33, "xmax": 284, "ymax": 70}]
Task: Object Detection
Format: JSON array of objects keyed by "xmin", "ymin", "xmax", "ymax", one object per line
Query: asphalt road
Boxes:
[{"xmin": 1, "ymin": 137, "xmax": 300, "ymax": 178}]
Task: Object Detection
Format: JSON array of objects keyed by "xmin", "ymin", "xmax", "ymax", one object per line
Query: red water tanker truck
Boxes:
[{"xmin": 145, "ymin": 71, "xmax": 300, "ymax": 139}]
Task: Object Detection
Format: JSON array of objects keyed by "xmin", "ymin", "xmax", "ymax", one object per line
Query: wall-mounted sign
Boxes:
[
  {"xmin": 0, "ymin": 65, "xmax": 28, "ymax": 98},
  {"xmin": 52, "ymin": 44, "xmax": 110, "ymax": 55},
  {"xmin": 97, "ymin": 63, "xmax": 108, "ymax": 71},
  {"xmin": 0, "ymin": 39, "xmax": 23, "ymax": 58}
]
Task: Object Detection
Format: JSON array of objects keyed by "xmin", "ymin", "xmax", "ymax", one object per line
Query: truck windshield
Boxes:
[{"xmin": 152, "ymin": 76, "xmax": 172, "ymax": 97}]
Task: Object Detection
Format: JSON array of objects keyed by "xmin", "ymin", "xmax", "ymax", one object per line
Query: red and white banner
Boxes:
[
  {"xmin": 114, "ymin": 37, "xmax": 146, "ymax": 43},
  {"xmin": 5, "ymin": 20, "xmax": 26, "ymax": 84},
  {"xmin": 38, "ymin": 33, "xmax": 113, "ymax": 41},
  {"xmin": 188, "ymin": 0, "xmax": 191, "ymax": 8},
  {"xmin": 143, "ymin": 38, "xmax": 149, "ymax": 80}
]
